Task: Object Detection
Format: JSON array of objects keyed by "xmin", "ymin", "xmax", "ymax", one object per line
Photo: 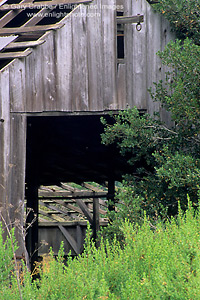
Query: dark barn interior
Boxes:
[
  {"xmin": 25, "ymin": 114, "xmax": 134, "ymax": 268},
  {"xmin": 26, "ymin": 114, "xmax": 133, "ymax": 186}
]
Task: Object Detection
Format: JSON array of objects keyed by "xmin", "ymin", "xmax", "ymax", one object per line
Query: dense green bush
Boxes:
[
  {"xmin": 2, "ymin": 205, "xmax": 200, "ymax": 299},
  {"xmin": 152, "ymin": 0, "xmax": 200, "ymax": 45}
]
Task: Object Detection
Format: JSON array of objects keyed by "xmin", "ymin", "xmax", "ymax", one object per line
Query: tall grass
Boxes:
[{"xmin": 1, "ymin": 202, "xmax": 200, "ymax": 299}]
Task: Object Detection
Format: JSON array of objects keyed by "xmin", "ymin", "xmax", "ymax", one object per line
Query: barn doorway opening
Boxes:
[{"xmin": 25, "ymin": 114, "xmax": 132, "ymax": 269}]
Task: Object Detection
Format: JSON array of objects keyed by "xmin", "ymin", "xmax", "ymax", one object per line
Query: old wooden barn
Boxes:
[{"xmin": 0, "ymin": 0, "xmax": 174, "ymax": 267}]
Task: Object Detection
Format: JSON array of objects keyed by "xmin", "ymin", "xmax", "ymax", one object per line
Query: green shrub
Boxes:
[
  {"xmin": 152, "ymin": 0, "xmax": 200, "ymax": 45},
  {"xmin": 2, "ymin": 205, "xmax": 200, "ymax": 299}
]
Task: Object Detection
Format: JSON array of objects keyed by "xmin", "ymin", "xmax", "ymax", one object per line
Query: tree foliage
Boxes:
[{"xmin": 153, "ymin": 0, "xmax": 200, "ymax": 45}]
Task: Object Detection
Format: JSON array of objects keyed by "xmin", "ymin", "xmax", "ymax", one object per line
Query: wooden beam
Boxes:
[
  {"xmin": 39, "ymin": 200, "xmax": 72, "ymax": 218},
  {"xmin": 76, "ymin": 225, "xmax": 82, "ymax": 253},
  {"xmin": 5, "ymin": 39, "xmax": 45, "ymax": 49},
  {"xmin": 0, "ymin": 0, "xmax": 33, "ymax": 27},
  {"xmin": 117, "ymin": 15, "xmax": 144, "ymax": 24},
  {"xmin": 108, "ymin": 180, "xmax": 115, "ymax": 211},
  {"xmin": 39, "ymin": 190, "xmax": 107, "ymax": 198},
  {"xmin": 38, "ymin": 220, "xmax": 108, "ymax": 226},
  {"xmin": 58, "ymin": 225, "xmax": 79, "ymax": 255},
  {"xmin": 0, "ymin": 0, "xmax": 92, "ymax": 11},
  {"xmin": 93, "ymin": 198, "xmax": 99, "ymax": 245},
  {"xmin": 75, "ymin": 199, "xmax": 93, "ymax": 224},
  {"xmin": 0, "ymin": 49, "xmax": 32, "ymax": 59},
  {"xmin": 0, "ymin": 23, "xmax": 63, "ymax": 35},
  {"xmin": 25, "ymin": 182, "xmax": 39, "ymax": 273},
  {"xmin": 39, "ymin": 210, "xmax": 58, "ymax": 221},
  {"xmin": 82, "ymin": 182, "xmax": 104, "ymax": 193},
  {"xmin": 0, "ymin": 35, "xmax": 18, "ymax": 51},
  {"xmin": 41, "ymin": 198, "xmax": 93, "ymax": 204}
]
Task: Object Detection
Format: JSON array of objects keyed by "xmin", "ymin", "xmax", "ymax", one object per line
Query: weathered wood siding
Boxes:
[
  {"xmin": 6, "ymin": 0, "xmax": 117, "ymax": 113},
  {"xmin": 1, "ymin": 0, "xmax": 175, "ymax": 114},
  {"xmin": 0, "ymin": 67, "xmax": 27, "ymax": 257},
  {"xmin": 122, "ymin": 0, "xmax": 175, "ymax": 116}
]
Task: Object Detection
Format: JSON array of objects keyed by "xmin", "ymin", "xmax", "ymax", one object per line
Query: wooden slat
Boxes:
[
  {"xmin": 0, "ymin": 0, "xmax": 92, "ymax": 11},
  {"xmin": 87, "ymin": 0, "xmax": 103, "ymax": 110},
  {"xmin": 39, "ymin": 200, "xmax": 72, "ymax": 218},
  {"xmin": 0, "ymin": 0, "xmax": 33, "ymax": 27},
  {"xmin": 75, "ymin": 199, "xmax": 93, "ymax": 224},
  {"xmin": 58, "ymin": 225, "xmax": 79, "ymax": 255},
  {"xmin": 93, "ymin": 198, "xmax": 99, "ymax": 243},
  {"xmin": 76, "ymin": 225, "xmax": 82, "ymax": 254},
  {"xmin": 117, "ymin": 15, "xmax": 144, "ymax": 24},
  {"xmin": 102, "ymin": 0, "xmax": 117, "ymax": 110},
  {"xmin": 10, "ymin": 59, "xmax": 26, "ymax": 112},
  {"xmin": 46, "ymin": 198, "xmax": 85, "ymax": 216},
  {"xmin": 82, "ymin": 182, "xmax": 105, "ymax": 193},
  {"xmin": 0, "ymin": 35, "xmax": 18, "ymax": 51},
  {"xmin": 22, "ymin": 8, "xmax": 55, "ymax": 27},
  {"xmin": 0, "ymin": 48, "xmax": 32, "ymax": 59},
  {"xmin": 9, "ymin": 114, "xmax": 27, "ymax": 258},
  {"xmin": 123, "ymin": 0, "xmax": 133, "ymax": 109},
  {"xmin": 55, "ymin": 14, "xmax": 73, "ymax": 111},
  {"xmin": 40, "ymin": 198, "xmax": 93, "ymax": 204},
  {"xmin": 72, "ymin": 4, "xmax": 89, "ymax": 110},
  {"xmin": 117, "ymin": 63, "xmax": 126, "ymax": 109},
  {"xmin": 0, "ymin": 0, "xmax": 7, "ymax": 6},
  {"xmin": 5, "ymin": 39, "xmax": 45, "ymax": 49},
  {"xmin": 24, "ymin": 34, "xmax": 44, "ymax": 112},
  {"xmin": 40, "ymin": 31, "xmax": 56, "ymax": 111},
  {"xmin": 0, "ymin": 67, "xmax": 10, "ymax": 231},
  {"xmin": 39, "ymin": 210, "xmax": 59, "ymax": 221},
  {"xmin": 59, "ymin": 182, "xmax": 79, "ymax": 192},
  {"xmin": 64, "ymin": 203, "xmax": 83, "ymax": 214},
  {"xmin": 0, "ymin": 24, "xmax": 63, "ymax": 35},
  {"xmin": 39, "ymin": 190, "xmax": 107, "ymax": 198}
]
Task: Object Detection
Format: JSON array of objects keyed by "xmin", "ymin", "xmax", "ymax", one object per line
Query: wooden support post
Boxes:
[
  {"xmin": 93, "ymin": 198, "xmax": 100, "ymax": 247},
  {"xmin": 76, "ymin": 224, "xmax": 82, "ymax": 254},
  {"xmin": 25, "ymin": 181, "xmax": 38, "ymax": 273},
  {"xmin": 108, "ymin": 180, "xmax": 115, "ymax": 211}
]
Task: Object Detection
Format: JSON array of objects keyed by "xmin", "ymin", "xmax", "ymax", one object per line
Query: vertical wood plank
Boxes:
[
  {"xmin": 25, "ymin": 180, "xmax": 38, "ymax": 272},
  {"xmin": 0, "ymin": 68, "xmax": 10, "ymax": 223},
  {"xmin": 25, "ymin": 45, "xmax": 44, "ymax": 112},
  {"xmin": 101, "ymin": 0, "xmax": 117, "ymax": 110},
  {"xmin": 76, "ymin": 224, "xmax": 82, "ymax": 253},
  {"xmin": 146, "ymin": 1, "xmax": 162, "ymax": 115},
  {"xmin": 10, "ymin": 59, "xmax": 26, "ymax": 112},
  {"xmin": 55, "ymin": 15, "xmax": 73, "ymax": 111},
  {"xmin": 124, "ymin": 0, "xmax": 133, "ymax": 108},
  {"xmin": 117, "ymin": 63, "xmax": 126, "ymax": 109},
  {"xmin": 125, "ymin": 1, "xmax": 147, "ymax": 109},
  {"xmin": 41, "ymin": 31, "xmax": 57, "ymax": 111},
  {"xmin": 87, "ymin": 0, "xmax": 103, "ymax": 111},
  {"xmin": 9, "ymin": 114, "xmax": 27, "ymax": 258},
  {"xmin": 72, "ymin": 5, "xmax": 89, "ymax": 111}
]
